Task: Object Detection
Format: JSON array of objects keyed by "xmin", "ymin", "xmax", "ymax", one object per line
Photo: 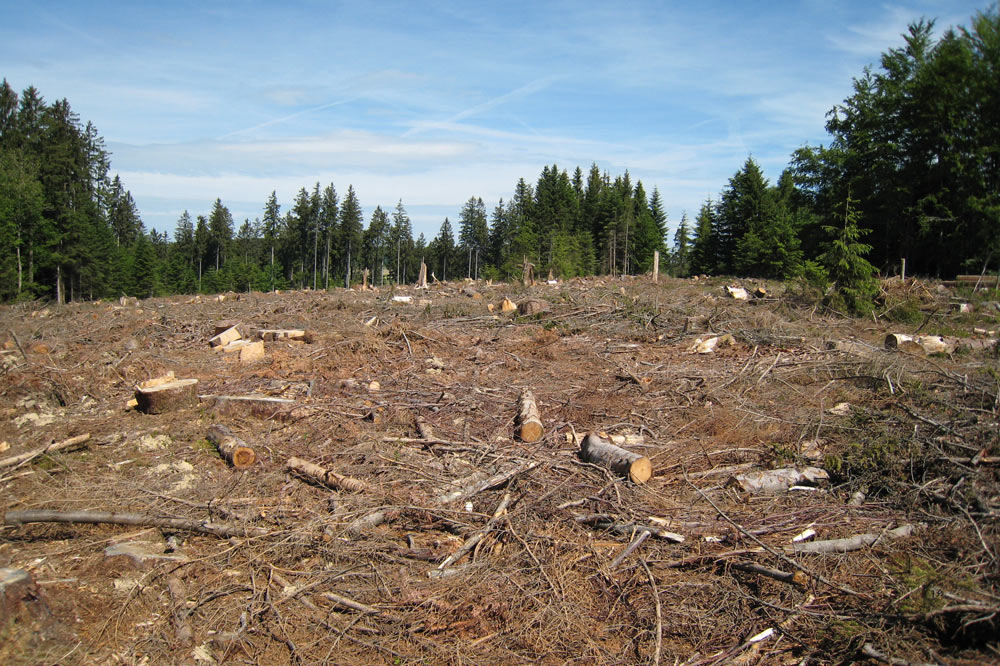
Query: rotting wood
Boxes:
[
  {"xmin": 0, "ymin": 433, "xmax": 90, "ymax": 470},
  {"xmin": 286, "ymin": 457, "xmax": 368, "ymax": 492},
  {"xmin": 135, "ymin": 379, "xmax": 198, "ymax": 414},
  {"xmin": 727, "ymin": 467, "xmax": 829, "ymax": 494},
  {"xmin": 4, "ymin": 509, "xmax": 268, "ymax": 538},
  {"xmin": 206, "ymin": 424, "xmax": 256, "ymax": 468},
  {"xmin": 579, "ymin": 432, "xmax": 651, "ymax": 483},
  {"xmin": 786, "ymin": 524, "xmax": 914, "ymax": 554},
  {"xmin": 518, "ymin": 391, "xmax": 544, "ymax": 443}
]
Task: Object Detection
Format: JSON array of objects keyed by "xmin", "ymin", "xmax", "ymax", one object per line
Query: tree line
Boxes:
[
  {"xmin": 681, "ymin": 8, "xmax": 999, "ymax": 311},
  {"xmin": 1, "ymin": 8, "xmax": 996, "ymax": 307}
]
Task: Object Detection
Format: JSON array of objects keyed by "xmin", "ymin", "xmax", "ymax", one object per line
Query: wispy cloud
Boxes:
[{"xmin": 217, "ymin": 98, "xmax": 359, "ymax": 139}]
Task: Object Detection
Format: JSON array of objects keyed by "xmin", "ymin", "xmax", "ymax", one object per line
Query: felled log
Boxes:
[
  {"xmin": 727, "ymin": 467, "xmax": 829, "ymax": 494},
  {"xmin": 566, "ymin": 431, "xmax": 644, "ymax": 448},
  {"xmin": 785, "ymin": 524, "xmax": 914, "ymax": 554},
  {"xmin": 200, "ymin": 394, "xmax": 296, "ymax": 419},
  {"xmin": 579, "ymin": 432, "xmax": 652, "ymax": 483},
  {"xmin": 730, "ymin": 560, "xmax": 806, "ymax": 586},
  {"xmin": 166, "ymin": 576, "xmax": 193, "ymax": 646},
  {"xmin": 206, "ymin": 425, "xmax": 256, "ymax": 468},
  {"xmin": 724, "ymin": 285, "xmax": 749, "ymax": 300},
  {"xmin": 286, "ymin": 457, "xmax": 368, "ymax": 492},
  {"xmin": 208, "ymin": 325, "xmax": 241, "ymax": 348},
  {"xmin": 135, "ymin": 379, "xmax": 198, "ymax": 414},
  {"xmin": 258, "ymin": 329, "xmax": 307, "ymax": 342},
  {"xmin": 0, "ymin": 433, "xmax": 90, "ymax": 469},
  {"xmin": 4, "ymin": 509, "xmax": 268, "ymax": 538},
  {"xmin": 884, "ymin": 333, "xmax": 955, "ymax": 354},
  {"xmin": 518, "ymin": 391, "xmax": 544, "ymax": 443}
]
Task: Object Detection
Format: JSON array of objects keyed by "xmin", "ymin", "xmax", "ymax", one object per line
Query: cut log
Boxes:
[
  {"xmin": 518, "ymin": 391, "xmax": 544, "ymax": 443},
  {"xmin": 566, "ymin": 431, "xmax": 644, "ymax": 448},
  {"xmin": 753, "ymin": 287, "xmax": 767, "ymax": 299},
  {"xmin": 213, "ymin": 321, "xmax": 238, "ymax": 336},
  {"xmin": 135, "ymin": 379, "xmax": 198, "ymax": 414},
  {"xmin": 500, "ymin": 298, "xmax": 517, "ymax": 313},
  {"xmin": 206, "ymin": 424, "xmax": 256, "ymax": 468},
  {"xmin": 579, "ymin": 432, "xmax": 652, "ymax": 484},
  {"xmin": 258, "ymin": 329, "xmax": 306, "ymax": 342},
  {"xmin": 200, "ymin": 394, "xmax": 296, "ymax": 419},
  {"xmin": 785, "ymin": 524, "xmax": 914, "ymax": 554},
  {"xmin": 286, "ymin": 457, "xmax": 368, "ymax": 492},
  {"xmin": 884, "ymin": 333, "xmax": 955, "ymax": 355},
  {"xmin": 727, "ymin": 467, "xmax": 829, "ymax": 494},
  {"xmin": 208, "ymin": 325, "xmax": 241, "ymax": 348},
  {"xmin": 0, "ymin": 433, "xmax": 90, "ymax": 469},
  {"xmin": 724, "ymin": 286, "xmax": 750, "ymax": 300}
]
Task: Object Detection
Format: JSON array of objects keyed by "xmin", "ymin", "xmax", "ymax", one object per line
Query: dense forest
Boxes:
[{"xmin": 1, "ymin": 8, "xmax": 996, "ymax": 307}]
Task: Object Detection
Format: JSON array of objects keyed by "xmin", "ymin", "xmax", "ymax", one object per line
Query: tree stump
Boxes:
[
  {"xmin": 0, "ymin": 568, "xmax": 50, "ymax": 626},
  {"xmin": 580, "ymin": 432, "xmax": 652, "ymax": 483},
  {"xmin": 206, "ymin": 424, "xmax": 256, "ymax": 468},
  {"xmin": 135, "ymin": 379, "xmax": 198, "ymax": 414}
]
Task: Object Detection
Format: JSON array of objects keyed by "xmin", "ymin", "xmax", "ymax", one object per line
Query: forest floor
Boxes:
[{"xmin": 1, "ymin": 275, "xmax": 998, "ymax": 666}]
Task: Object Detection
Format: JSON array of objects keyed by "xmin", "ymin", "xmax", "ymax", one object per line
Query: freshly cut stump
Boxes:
[
  {"xmin": 135, "ymin": 379, "xmax": 198, "ymax": 414},
  {"xmin": 518, "ymin": 391, "xmax": 544, "ymax": 443},
  {"xmin": 206, "ymin": 424, "xmax": 256, "ymax": 468},
  {"xmin": 580, "ymin": 432, "xmax": 652, "ymax": 484}
]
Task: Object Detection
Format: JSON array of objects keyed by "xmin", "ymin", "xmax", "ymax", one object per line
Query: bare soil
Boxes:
[{"xmin": 1, "ymin": 276, "xmax": 997, "ymax": 665}]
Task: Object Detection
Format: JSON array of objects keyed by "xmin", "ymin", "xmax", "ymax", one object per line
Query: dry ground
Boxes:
[{"xmin": 1, "ymin": 276, "xmax": 997, "ymax": 665}]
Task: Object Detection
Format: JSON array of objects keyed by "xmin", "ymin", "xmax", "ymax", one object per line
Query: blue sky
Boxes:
[{"xmin": 1, "ymin": 1, "xmax": 989, "ymax": 240}]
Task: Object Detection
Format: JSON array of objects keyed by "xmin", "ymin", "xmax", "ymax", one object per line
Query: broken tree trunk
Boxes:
[
  {"xmin": 0, "ymin": 567, "xmax": 50, "ymax": 627},
  {"xmin": 206, "ymin": 425, "xmax": 256, "ymax": 468},
  {"xmin": 286, "ymin": 457, "xmax": 368, "ymax": 492},
  {"xmin": 579, "ymin": 432, "xmax": 652, "ymax": 483},
  {"xmin": 518, "ymin": 391, "xmax": 544, "ymax": 443},
  {"xmin": 135, "ymin": 379, "xmax": 199, "ymax": 414},
  {"xmin": 0, "ymin": 433, "xmax": 90, "ymax": 469}
]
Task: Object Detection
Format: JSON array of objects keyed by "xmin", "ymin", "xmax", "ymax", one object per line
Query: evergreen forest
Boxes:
[{"xmin": 1, "ymin": 8, "xmax": 997, "ymax": 308}]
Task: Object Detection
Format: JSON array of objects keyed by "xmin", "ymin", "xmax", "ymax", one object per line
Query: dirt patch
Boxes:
[{"xmin": 1, "ymin": 278, "xmax": 997, "ymax": 664}]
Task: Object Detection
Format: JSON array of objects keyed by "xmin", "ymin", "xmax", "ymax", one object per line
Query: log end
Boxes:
[
  {"xmin": 519, "ymin": 421, "xmax": 544, "ymax": 443},
  {"xmin": 628, "ymin": 457, "xmax": 653, "ymax": 484},
  {"xmin": 229, "ymin": 447, "xmax": 256, "ymax": 468}
]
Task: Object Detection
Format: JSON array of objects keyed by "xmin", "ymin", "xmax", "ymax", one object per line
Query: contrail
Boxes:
[
  {"xmin": 217, "ymin": 97, "xmax": 357, "ymax": 140},
  {"xmin": 403, "ymin": 76, "xmax": 557, "ymax": 137}
]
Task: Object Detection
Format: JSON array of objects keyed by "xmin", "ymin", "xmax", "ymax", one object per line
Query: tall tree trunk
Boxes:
[
  {"xmin": 56, "ymin": 264, "xmax": 63, "ymax": 305},
  {"xmin": 270, "ymin": 245, "xmax": 274, "ymax": 292},
  {"xmin": 345, "ymin": 238, "xmax": 351, "ymax": 289},
  {"xmin": 313, "ymin": 224, "xmax": 319, "ymax": 290},
  {"xmin": 16, "ymin": 245, "xmax": 22, "ymax": 295}
]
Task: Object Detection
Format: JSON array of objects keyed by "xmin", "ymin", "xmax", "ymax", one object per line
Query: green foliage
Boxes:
[{"xmin": 820, "ymin": 196, "xmax": 878, "ymax": 314}]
